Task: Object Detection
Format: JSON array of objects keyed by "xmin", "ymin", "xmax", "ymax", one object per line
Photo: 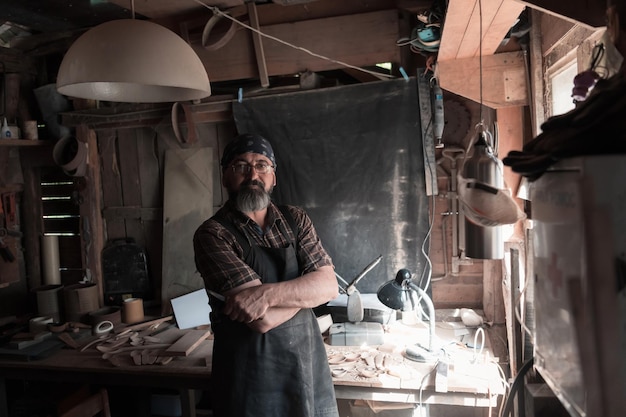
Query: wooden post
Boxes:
[
  {"xmin": 76, "ymin": 125, "xmax": 105, "ymax": 305},
  {"xmin": 248, "ymin": 2, "xmax": 270, "ymax": 88}
]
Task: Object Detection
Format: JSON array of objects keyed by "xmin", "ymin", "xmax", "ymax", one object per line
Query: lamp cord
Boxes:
[
  {"xmin": 479, "ymin": 0, "xmax": 483, "ymax": 125},
  {"xmin": 191, "ymin": 0, "xmax": 396, "ymax": 80},
  {"xmin": 500, "ymin": 357, "xmax": 534, "ymax": 417}
]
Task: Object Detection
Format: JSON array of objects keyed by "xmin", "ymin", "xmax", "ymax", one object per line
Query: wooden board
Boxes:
[
  {"xmin": 193, "ymin": 10, "xmax": 401, "ymax": 82},
  {"xmin": 165, "ymin": 329, "xmax": 212, "ymax": 357},
  {"xmin": 117, "ymin": 130, "xmax": 144, "ymax": 246},
  {"xmin": 150, "ymin": 327, "xmax": 189, "ymax": 345},
  {"xmin": 437, "ymin": 51, "xmax": 528, "ymax": 108},
  {"xmin": 106, "ymin": 0, "xmax": 244, "ymax": 19},
  {"xmin": 161, "ymin": 148, "xmax": 214, "ymax": 314},
  {"xmin": 98, "ymin": 130, "xmax": 125, "ymax": 240},
  {"xmin": 438, "ymin": 0, "xmax": 526, "ymax": 60}
]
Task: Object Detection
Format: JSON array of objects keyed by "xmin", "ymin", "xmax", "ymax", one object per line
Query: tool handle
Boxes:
[
  {"xmin": 335, "ymin": 273, "xmax": 350, "ymax": 291},
  {"xmin": 207, "ymin": 289, "xmax": 225, "ymax": 302},
  {"xmin": 348, "ymin": 255, "xmax": 383, "ymax": 288}
]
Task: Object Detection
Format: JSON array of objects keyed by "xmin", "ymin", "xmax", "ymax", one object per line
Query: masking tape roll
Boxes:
[
  {"xmin": 122, "ymin": 298, "xmax": 144, "ymax": 324},
  {"xmin": 94, "ymin": 320, "xmax": 114, "ymax": 335}
]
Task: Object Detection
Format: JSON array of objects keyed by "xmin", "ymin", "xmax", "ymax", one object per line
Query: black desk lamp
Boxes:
[{"xmin": 377, "ymin": 268, "xmax": 437, "ymax": 362}]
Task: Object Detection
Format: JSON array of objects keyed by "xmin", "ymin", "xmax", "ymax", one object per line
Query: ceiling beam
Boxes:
[
  {"xmin": 106, "ymin": 0, "xmax": 244, "ymax": 19},
  {"xmin": 515, "ymin": 0, "xmax": 606, "ymax": 29},
  {"xmin": 190, "ymin": 10, "xmax": 401, "ymax": 83}
]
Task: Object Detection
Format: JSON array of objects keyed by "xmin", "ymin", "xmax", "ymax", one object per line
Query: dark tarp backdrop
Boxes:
[{"xmin": 233, "ymin": 78, "xmax": 429, "ymax": 294}]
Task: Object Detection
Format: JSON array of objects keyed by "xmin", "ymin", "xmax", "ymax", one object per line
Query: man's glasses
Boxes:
[{"xmin": 230, "ymin": 162, "xmax": 274, "ymax": 175}]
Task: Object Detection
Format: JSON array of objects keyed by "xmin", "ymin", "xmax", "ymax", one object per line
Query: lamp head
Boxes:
[
  {"xmin": 395, "ymin": 268, "xmax": 412, "ymax": 283},
  {"xmin": 376, "ymin": 268, "xmax": 415, "ymax": 312}
]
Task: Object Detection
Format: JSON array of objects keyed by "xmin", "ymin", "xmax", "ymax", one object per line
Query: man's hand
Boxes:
[
  {"xmin": 223, "ymin": 283, "xmax": 268, "ymax": 323},
  {"xmin": 220, "ymin": 265, "xmax": 337, "ymax": 331}
]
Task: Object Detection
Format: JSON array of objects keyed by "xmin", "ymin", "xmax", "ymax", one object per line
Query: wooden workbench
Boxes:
[
  {"xmin": 327, "ymin": 320, "xmax": 506, "ymax": 409},
  {"xmin": 0, "ymin": 328, "xmax": 213, "ymax": 417},
  {"xmin": 0, "ymin": 320, "xmax": 505, "ymax": 416}
]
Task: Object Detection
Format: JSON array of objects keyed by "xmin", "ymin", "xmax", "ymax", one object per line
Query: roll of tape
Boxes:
[
  {"xmin": 94, "ymin": 320, "xmax": 114, "ymax": 335},
  {"xmin": 29, "ymin": 316, "xmax": 53, "ymax": 333},
  {"xmin": 122, "ymin": 298, "xmax": 144, "ymax": 324}
]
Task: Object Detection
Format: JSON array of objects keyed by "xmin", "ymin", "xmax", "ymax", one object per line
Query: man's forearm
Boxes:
[
  {"xmin": 224, "ymin": 265, "xmax": 338, "ymax": 323},
  {"xmin": 262, "ymin": 265, "xmax": 338, "ymax": 309},
  {"xmin": 248, "ymin": 307, "xmax": 300, "ymax": 333}
]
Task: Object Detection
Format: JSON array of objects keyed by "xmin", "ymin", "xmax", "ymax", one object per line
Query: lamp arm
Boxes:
[{"xmin": 407, "ymin": 282, "xmax": 435, "ymax": 351}]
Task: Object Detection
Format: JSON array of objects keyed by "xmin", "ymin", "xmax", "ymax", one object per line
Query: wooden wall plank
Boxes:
[
  {"xmin": 98, "ymin": 130, "xmax": 125, "ymax": 241},
  {"xmin": 137, "ymin": 130, "xmax": 161, "ymax": 212},
  {"xmin": 107, "ymin": 0, "xmax": 244, "ymax": 19},
  {"xmin": 432, "ymin": 282, "xmax": 483, "ymax": 309},
  {"xmin": 496, "ymin": 106, "xmax": 525, "ymax": 239},
  {"xmin": 137, "ymin": 128, "xmax": 163, "ymax": 304},
  {"xmin": 194, "ymin": 10, "xmax": 401, "ymax": 82},
  {"xmin": 214, "ymin": 123, "xmax": 237, "ymax": 208},
  {"xmin": 161, "ymin": 148, "xmax": 214, "ymax": 314},
  {"xmin": 116, "ymin": 130, "xmax": 144, "ymax": 247},
  {"xmin": 77, "ymin": 125, "xmax": 105, "ymax": 304},
  {"xmin": 20, "ymin": 165, "xmax": 42, "ymax": 290},
  {"xmin": 176, "ymin": 0, "xmax": 406, "ymax": 35}
]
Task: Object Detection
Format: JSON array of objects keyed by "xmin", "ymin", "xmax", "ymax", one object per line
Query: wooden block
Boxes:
[
  {"xmin": 152, "ymin": 327, "xmax": 188, "ymax": 345},
  {"xmin": 165, "ymin": 329, "xmax": 211, "ymax": 357}
]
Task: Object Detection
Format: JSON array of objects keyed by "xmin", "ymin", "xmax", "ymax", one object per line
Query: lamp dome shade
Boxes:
[{"xmin": 56, "ymin": 19, "xmax": 211, "ymax": 103}]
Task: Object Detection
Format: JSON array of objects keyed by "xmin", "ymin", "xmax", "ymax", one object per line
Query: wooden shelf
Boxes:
[{"xmin": 0, "ymin": 139, "xmax": 52, "ymax": 146}]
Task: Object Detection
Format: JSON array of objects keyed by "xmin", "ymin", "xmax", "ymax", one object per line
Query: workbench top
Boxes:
[{"xmin": 326, "ymin": 319, "xmax": 505, "ymax": 402}]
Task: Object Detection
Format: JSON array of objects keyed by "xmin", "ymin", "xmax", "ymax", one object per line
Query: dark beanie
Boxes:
[{"xmin": 220, "ymin": 133, "xmax": 276, "ymax": 168}]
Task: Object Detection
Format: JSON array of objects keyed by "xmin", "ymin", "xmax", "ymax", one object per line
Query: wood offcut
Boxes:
[{"xmin": 165, "ymin": 329, "xmax": 212, "ymax": 357}]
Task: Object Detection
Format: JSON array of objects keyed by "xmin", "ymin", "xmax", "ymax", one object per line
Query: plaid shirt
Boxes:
[{"xmin": 193, "ymin": 202, "xmax": 334, "ymax": 292}]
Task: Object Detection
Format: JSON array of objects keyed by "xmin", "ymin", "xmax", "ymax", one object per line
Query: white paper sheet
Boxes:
[{"xmin": 170, "ymin": 289, "xmax": 212, "ymax": 329}]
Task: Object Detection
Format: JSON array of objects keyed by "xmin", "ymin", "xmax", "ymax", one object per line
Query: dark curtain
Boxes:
[{"xmin": 233, "ymin": 78, "xmax": 429, "ymax": 294}]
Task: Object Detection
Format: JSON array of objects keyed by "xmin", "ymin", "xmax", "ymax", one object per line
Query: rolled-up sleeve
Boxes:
[{"xmin": 193, "ymin": 219, "xmax": 260, "ymax": 292}]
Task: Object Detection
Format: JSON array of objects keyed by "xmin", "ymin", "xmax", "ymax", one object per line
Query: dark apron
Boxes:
[{"xmin": 209, "ymin": 221, "xmax": 338, "ymax": 417}]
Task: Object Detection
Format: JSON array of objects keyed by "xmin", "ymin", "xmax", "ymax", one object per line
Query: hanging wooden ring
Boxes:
[{"xmin": 202, "ymin": 12, "xmax": 238, "ymax": 51}]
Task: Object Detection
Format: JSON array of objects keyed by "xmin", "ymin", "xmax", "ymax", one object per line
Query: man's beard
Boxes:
[{"xmin": 231, "ymin": 180, "xmax": 273, "ymax": 212}]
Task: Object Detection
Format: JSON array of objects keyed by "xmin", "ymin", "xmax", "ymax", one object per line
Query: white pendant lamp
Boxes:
[{"xmin": 56, "ymin": 19, "xmax": 211, "ymax": 103}]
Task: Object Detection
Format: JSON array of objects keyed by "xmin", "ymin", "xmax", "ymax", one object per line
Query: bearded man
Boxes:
[{"xmin": 193, "ymin": 133, "xmax": 339, "ymax": 417}]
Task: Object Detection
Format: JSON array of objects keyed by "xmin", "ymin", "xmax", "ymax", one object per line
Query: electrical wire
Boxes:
[
  {"xmin": 418, "ymin": 358, "xmax": 440, "ymax": 416},
  {"xmin": 413, "ymin": 84, "xmax": 438, "ymax": 321},
  {"xmin": 479, "ymin": 0, "xmax": 484, "ymax": 125},
  {"xmin": 513, "ymin": 270, "xmax": 535, "ymax": 345},
  {"xmin": 191, "ymin": 0, "xmax": 396, "ymax": 80},
  {"xmin": 472, "ymin": 326, "xmax": 485, "ymax": 362},
  {"xmin": 499, "ymin": 357, "xmax": 534, "ymax": 417}
]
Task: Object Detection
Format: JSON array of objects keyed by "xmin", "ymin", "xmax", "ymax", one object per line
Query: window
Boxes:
[{"xmin": 549, "ymin": 60, "xmax": 578, "ymax": 116}]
